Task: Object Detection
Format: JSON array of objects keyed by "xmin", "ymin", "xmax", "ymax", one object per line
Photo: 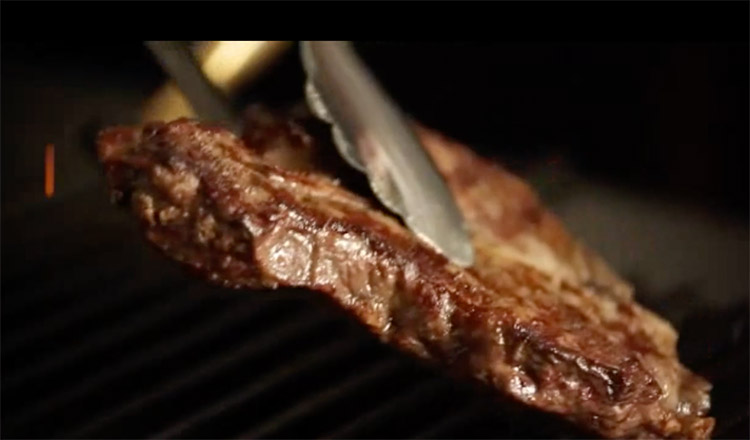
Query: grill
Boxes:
[
  {"xmin": 3, "ymin": 191, "xmax": 748, "ymax": 439},
  {"xmin": 0, "ymin": 188, "xmax": 595, "ymax": 439},
  {"xmin": 2, "ymin": 41, "xmax": 748, "ymax": 439}
]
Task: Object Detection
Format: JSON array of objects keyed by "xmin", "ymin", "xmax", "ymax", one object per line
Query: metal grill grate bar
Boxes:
[
  {"xmin": 3, "ymin": 277, "xmax": 185, "ymax": 356},
  {"xmin": 64, "ymin": 311, "xmax": 332, "ymax": 438},
  {"xmin": 322, "ymin": 376, "xmax": 447, "ymax": 439},
  {"xmin": 5, "ymin": 299, "xmax": 293, "ymax": 431},
  {"xmin": 238, "ymin": 357, "xmax": 404, "ymax": 439},
  {"xmin": 151, "ymin": 336, "xmax": 364, "ymax": 439},
  {"xmin": 4, "ymin": 286, "xmax": 197, "ymax": 390},
  {"xmin": 411, "ymin": 401, "xmax": 487, "ymax": 439}
]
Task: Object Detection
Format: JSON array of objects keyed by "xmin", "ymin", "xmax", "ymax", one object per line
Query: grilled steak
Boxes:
[{"xmin": 97, "ymin": 110, "xmax": 713, "ymax": 439}]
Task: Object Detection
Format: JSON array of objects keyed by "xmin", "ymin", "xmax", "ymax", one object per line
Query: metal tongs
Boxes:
[{"xmin": 146, "ymin": 41, "xmax": 474, "ymax": 267}]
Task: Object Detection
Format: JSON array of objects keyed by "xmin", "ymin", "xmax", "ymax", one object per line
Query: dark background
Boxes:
[
  {"xmin": 2, "ymin": 40, "xmax": 748, "ymax": 438},
  {"xmin": 3, "ymin": 41, "xmax": 748, "ymax": 220}
]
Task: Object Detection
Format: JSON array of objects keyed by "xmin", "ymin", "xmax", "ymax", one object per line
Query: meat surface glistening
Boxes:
[{"xmin": 97, "ymin": 110, "xmax": 714, "ymax": 439}]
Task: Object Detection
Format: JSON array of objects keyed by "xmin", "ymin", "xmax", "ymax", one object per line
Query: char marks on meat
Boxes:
[{"xmin": 97, "ymin": 110, "xmax": 714, "ymax": 439}]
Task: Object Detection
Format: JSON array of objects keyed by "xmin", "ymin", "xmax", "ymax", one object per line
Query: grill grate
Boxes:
[
  {"xmin": 2, "ymin": 184, "xmax": 748, "ymax": 439},
  {"xmin": 239, "ymin": 357, "xmax": 403, "ymax": 439}
]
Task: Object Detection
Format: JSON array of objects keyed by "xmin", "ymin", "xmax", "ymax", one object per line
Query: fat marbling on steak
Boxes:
[{"xmin": 97, "ymin": 110, "xmax": 713, "ymax": 439}]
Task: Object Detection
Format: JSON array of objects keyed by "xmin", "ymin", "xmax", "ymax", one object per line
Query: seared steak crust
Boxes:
[{"xmin": 98, "ymin": 115, "xmax": 713, "ymax": 439}]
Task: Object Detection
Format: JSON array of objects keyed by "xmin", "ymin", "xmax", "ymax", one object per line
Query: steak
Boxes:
[{"xmin": 97, "ymin": 109, "xmax": 713, "ymax": 439}]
